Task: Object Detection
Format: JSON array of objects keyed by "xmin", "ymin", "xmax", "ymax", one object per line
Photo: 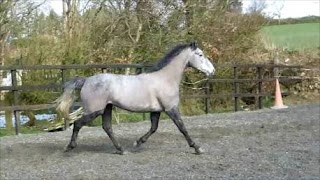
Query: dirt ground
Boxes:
[{"xmin": 0, "ymin": 103, "xmax": 319, "ymax": 180}]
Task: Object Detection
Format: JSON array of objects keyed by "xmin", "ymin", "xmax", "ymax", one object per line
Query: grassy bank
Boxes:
[{"xmin": 260, "ymin": 23, "xmax": 320, "ymax": 50}]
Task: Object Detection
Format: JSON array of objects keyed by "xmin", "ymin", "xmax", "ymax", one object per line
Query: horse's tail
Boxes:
[{"xmin": 55, "ymin": 77, "xmax": 86, "ymax": 117}]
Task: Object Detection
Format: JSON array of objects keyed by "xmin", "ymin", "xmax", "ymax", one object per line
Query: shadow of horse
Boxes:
[{"xmin": 29, "ymin": 136, "xmax": 147, "ymax": 156}]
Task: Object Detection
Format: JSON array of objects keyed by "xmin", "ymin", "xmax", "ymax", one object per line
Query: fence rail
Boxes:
[{"xmin": 0, "ymin": 63, "xmax": 307, "ymax": 134}]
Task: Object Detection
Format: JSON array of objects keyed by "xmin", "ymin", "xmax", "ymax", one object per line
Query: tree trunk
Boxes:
[
  {"xmin": 62, "ymin": 0, "xmax": 68, "ymax": 36},
  {"xmin": 182, "ymin": 0, "xmax": 193, "ymax": 35},
  {"xmin": 0, "ymin": 40, "xmax": 4, "ymax": 100},
  {"xmin": 5, "ymin": 111, "xmax": 13, "ymax": 130},
  {"xmin": 62, "ymin": 0, "xmax": 79, "ymax": 64},
  {"xmin": 0, "ymin": 29, "xmax": 10, "ymax": 100},
  {"xmin": 123, "ymin": 0, "xmax": 145, "ymax": 74}
]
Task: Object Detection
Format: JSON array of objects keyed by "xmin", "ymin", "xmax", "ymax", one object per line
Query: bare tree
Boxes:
[
  {"xmin": 272, "ymin": 0, "xmax": 284, "ymax": 24},
  {"xmin": 62, "ymin": 0, "xmax": 80, "ymax": 64},
  {"xmin": 247, "ymin": 0, "xmax": 267, "ymax": 14},
  {"xmin": 1, "ymin": 4, "xmax": 13, "ymax": 69},
  {"xmin": 0, "ymin": 0, "xmax": 46, "ymax": 130},
  {"xmin": 63, "ymin": 0, "xmax": 78, "ymax": 40},
  {"xmin": 182, "ymin": 0, "xmax": 193, "ymax": 35}
]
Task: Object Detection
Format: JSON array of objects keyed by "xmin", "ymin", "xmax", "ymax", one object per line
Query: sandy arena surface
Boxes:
[{"xmin": 0, "ymin": 103, "xmax": 319, "ymax": 180}]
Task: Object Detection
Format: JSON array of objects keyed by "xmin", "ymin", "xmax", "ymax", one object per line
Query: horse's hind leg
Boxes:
[
  {"xmin": 134, "ymin": 112, "xmax": 160, "ymax": 147},
  {"xmin": 102, "ymin": 104, "xmax": 124, "ymax": 155},
  {"xmin": 65, "ymin": 110, "xmax": 103, "ymax": 152},
  {"xmin": 166, "ymin": 107, "xmax": 204, "ymax": 155}
]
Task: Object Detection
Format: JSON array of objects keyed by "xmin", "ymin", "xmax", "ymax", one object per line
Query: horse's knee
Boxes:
[
  {"xmin": 150, "ymin": 126, "xmax": 158, "ymax": 133},
  {"xmin": 102, "ymin": 124, "xmax": 112, "ymax": 134},
  {"xmin": 102, "ymin": 124, "xmax": 107, "ymax": 131}
]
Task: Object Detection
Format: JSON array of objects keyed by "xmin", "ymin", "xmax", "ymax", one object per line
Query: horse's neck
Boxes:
[{"xmin": 158, "ymin": 51, "xmax": 189, "ymax": 85}]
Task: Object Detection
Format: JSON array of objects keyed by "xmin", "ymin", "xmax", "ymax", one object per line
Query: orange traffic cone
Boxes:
[{"xmin": 271, "ymin": 78, "xmax": 288, "ymax": 109}]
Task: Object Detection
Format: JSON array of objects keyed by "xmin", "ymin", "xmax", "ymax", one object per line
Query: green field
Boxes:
[{"xmin": 260, "ymin": 23, "xmax": 320, "ymax": 51}]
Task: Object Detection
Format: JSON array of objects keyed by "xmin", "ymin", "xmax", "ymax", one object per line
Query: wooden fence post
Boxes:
[
  {"xmin": 257, "ymin": 66, "xmax": 263, "ymax": 109},
  {"xmin": 233, "ymin": 66, "xmax": 239, "ymax": 111},
  {"xmin": 274, "ymin": 52, "xmax": 280, "ymax": 78},
  {"xmin": 61, "ymin": 68, "xmax": 69, "ymax": 130},
  {"xmin": 11, "ymin": 68, "xmax": 20, "ymax": 135},
  {"xmin": 204, "ymin": 79, "xmax": 210, "ymax": 114}
]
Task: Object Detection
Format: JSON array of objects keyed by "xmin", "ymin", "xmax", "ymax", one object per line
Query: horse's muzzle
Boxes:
[{"xmin": 206, "ymin": 69, "xmax": 215, "ymax": 77}]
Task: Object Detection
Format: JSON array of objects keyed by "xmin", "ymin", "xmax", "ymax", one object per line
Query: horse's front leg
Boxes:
[
  {"xmin": 166, "ymin": 107, "xmax": 204, "ymax": 155},
  {"xmin": 134, "ymin": 112, "xmax": 160, "ymax": 147},
  {"xmin": 102, "ymin": 104, "xmax": 124, "ymax": 155}
]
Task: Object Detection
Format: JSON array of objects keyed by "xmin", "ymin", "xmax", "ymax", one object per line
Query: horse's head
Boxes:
[{"xmin": 187, "ymin": 42, "xmax": 215, "ymax": 77}]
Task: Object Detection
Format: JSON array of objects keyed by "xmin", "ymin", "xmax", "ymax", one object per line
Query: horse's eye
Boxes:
[{"xmin": 195, "ymin": 52, "xmax": 203, "ymax": 57}]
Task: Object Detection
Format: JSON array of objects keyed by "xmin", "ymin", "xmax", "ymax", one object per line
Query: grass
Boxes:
[
  {"xmin": 260, "ymin": 23, "xmax": 320, "ymax": 51},
  {"xmin": 0, "ymin": 120, "xmax": 51, "ymax": 137}
]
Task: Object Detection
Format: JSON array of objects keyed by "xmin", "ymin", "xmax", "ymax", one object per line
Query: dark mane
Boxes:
[{"xmin": 147, "ymin": 43, "xmax": 189, "ymax": 72}]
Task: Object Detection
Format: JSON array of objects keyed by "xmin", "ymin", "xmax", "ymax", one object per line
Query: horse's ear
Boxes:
[{"xmin": 190, "ymin": 41, "xmax": 197, "ymax": 50}]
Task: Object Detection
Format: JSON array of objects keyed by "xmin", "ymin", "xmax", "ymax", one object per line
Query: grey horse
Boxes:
[{"xmin": 55, "ymin": 42, "xmax": 215, "ymax": 155}]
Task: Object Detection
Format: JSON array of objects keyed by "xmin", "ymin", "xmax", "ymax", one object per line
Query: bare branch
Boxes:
[
  {"xmin": 94, "ymin": 0, "xmax": 107, "ymax": 17},
  {"xmin": 135, "ymin": 22, "xmax": 142, "ymax": 43},
  {"xmin": 124, "ymin": 18, "xmax": 135, "ymax": 43},
  {"xmin": 22, "ymin": 0, "xmax": 47, "ymax": 21},
  {"xmin": 247, "ymin": 0, "xmax": 267, "ymax": 14},
  {"xmin": 79, "ymin": 0, "xmax": 92, "ymax": 14}
]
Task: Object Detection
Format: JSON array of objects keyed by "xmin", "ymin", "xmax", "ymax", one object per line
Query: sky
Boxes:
[
  {"xmin": 43, "ymin": 0, "xmax": 320, "ymax": 19},
  {"xmin": 242, "ymin": 0, "xmax": 320, "ymax": 18}
]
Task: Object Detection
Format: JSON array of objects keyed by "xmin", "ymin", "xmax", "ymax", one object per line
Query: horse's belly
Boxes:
[
  {"xmin": 119, "ymin": 103, "xmax": 162, "ymax": 112},
  {"xmin": 112, "ymin": 94, "xmax": 162, "ymax": 112}
]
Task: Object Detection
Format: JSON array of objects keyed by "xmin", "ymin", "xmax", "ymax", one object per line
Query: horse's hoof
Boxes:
[
  {"xmin": 114, "ymin": 150, "xmax": 128, "ymax": 155},
  {"xmin": 195, "ymin": 147, "xmax": 205, "ymax": 155},
  {"xmin": 64, "ymin": 142, "xmax": 77, "ymax": 152},
  {"xmin": 133, "ymin": 141, "xmax": 137, "ymax": 147},
  {"xmin": 133, "ymin": 141, "xmax": 140, "ymax": 147},
  {"xmin": 64, "ymin": 145, "xmax": 74, "ymax": 152}
]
